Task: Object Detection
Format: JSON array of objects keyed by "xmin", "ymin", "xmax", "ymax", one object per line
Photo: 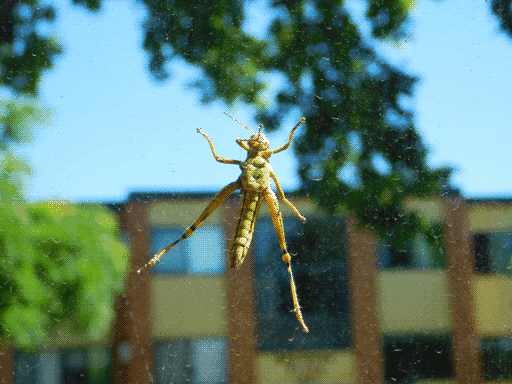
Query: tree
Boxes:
[
  {"xmin": 0, "ymin": 193, "xmax": 127, "ymax": 348},
  {"xmin": 132, "ymin": 0, "xmax": 452, "ymax": 249},
  {"xmin": 5, "ymin": 0, "xmax": 510, "ymax": 251},
  {"xmin": 0, "ymin": 0, "xmax": 128, "ymax": 348},
  {"xmin": 2, "ymin": 0, "xmax": 507, "ymax": 353},
  {"xmin": 491, "ymin": 0, "xmax": 512, "ymax": 37}
]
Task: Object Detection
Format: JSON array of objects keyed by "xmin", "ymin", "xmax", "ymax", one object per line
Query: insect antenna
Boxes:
[{"xmin": 224, "ymin": 112, "xmax": 255, "ymax": 135}]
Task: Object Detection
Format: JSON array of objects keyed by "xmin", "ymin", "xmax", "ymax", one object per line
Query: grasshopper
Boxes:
[{"xmin": 138, "ymin": 114, "xmax": 308, "ymax": 333}]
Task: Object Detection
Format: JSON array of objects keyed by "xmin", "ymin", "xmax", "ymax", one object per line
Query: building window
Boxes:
[
  {"xmin": 154, "ymin": 338, "xmax": 227, "ymax": 384},
  {"xmin": 379, "ymin": 224, "xmax": 445, "ymax": 269},
  {"xmin": 14, "ymin": 351, "xmax": 37, "ymax": 384},
  {"xmin": 384, "ymin": 335, "xmax": 452, "ymax": 383},
  {"xmin": 62, "ymin": 350, "xmax": 88, "ymax": 384},
  {"xmin": 473, "ymin": 232, "xmax": 512, "ymax": 274},
  {"xmin": 191, "ymin": 338, "xmax": 227, "ymax": 384},
  {"xmin": 379, "ymin": 243, "xmax": 411, "ymax": 268},
  {"xmin": 14, "ymin": 348, "xmax": 110, "ymax": 384},
  {"xmin": 150, "ymin": 225, "xmax": 225, "ymax": 275},
  {"xmin": 87, "ymin": 347, "xmax": 111, "ymax": 384},
  {"xmin": 154, "ymin": 340, "xmax": 192, "ymax": 384},
  {"xmin": 254, "ymin": 216, "xmax": 350, "ymax": 350},
  {"xmin": 482, "ymin": 338, "xmax": 512, "ymax": 380},
  {"xmin": 37, "ymin": 351, "xmax": 61, "ymax": 384}
]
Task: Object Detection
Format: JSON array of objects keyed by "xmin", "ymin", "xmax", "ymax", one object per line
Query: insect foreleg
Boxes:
[
  {"xmin": 197, "ymin": 128, "xmax": 242, "ymax": 165},
  {"xmin": 264, "ymin": 188, "xmax": 309, "ymax": 333},
  {"xmin": 265, "ymin": 117, "xmax": 305, "ymax": 156},
  {"xmin": 137, "ymin": 180, "xmax": 241, "ymax": 274},
  {"xmin": 236, "ymin": 138, "xmax": 251, "ymax": 151},
  {"xmin": 270, "ymin": 171, "xmax": 306, "ymax": 222}
]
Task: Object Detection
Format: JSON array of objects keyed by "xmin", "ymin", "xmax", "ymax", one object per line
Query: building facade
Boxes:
[{"xmin": 3, "ymin": 193, "xmax": 512, "ymax": 383}]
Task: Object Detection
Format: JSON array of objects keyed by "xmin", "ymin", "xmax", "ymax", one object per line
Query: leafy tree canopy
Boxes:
[
  {"xmin": 0, "ymin": 95, "xmax": 128, "ymax": 349},
  {"xmin": 0, "ymin": 200, "xmax": 127, "ymax": 348},
  {"xmin": 491, "ymin": 0, "xmax": 512, "ymax": 36},
  {"xmin": 3, "ymin": 0, "xmax": 511, "ymax": 267},
  {"xmin": 116, "ymin": 0, "xmax": 452, "ymax": 248},
  {"xmin": 0, "ymin": 0, "xmax": 128, "ymax": 348}
]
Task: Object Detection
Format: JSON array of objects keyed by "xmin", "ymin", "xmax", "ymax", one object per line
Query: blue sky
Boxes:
[{"xmin": 18, "ymin": 0, "xmax": 512, "ymax": 203}]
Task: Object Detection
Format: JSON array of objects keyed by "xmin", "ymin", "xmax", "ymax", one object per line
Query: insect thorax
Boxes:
[{"xmin": 241, "ymin": 155, "xmax": 271, "ymax": 191}]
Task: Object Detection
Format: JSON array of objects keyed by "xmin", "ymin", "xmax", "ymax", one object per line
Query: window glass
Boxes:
[
  {"xmin": 474, "ymin": 233, "xmax": 491, "ymax": 273},
  {"xmin": 151, "ymin": 228, "xmax": 188, "ymax": 273},
  {"xmin": 379, "ymin": 242, "xmax": 411, "ymax": 268},
  {"xmin": 489, "ymin": 232, "xmax": 512, "ymax": 273},
  {"xmin": 188, "ymin": 226, "xmax": 224, "ymax": 274},
  {"xmin": 14, "ymin": 348, "xmax": 110, "ymax": 384},
  {"xmin": 379, "ymin": 225, "xmax": 444, "ymax": 269},
  {"xmin": 384, "ymin": 335, "xmax": 452, "ymax": 382},
  {"xmin": 62, "ymin": 350, "xmax": 87, "ymax": 384},
  {"xmin": 87, "ymin": 347, "xmax": 111, "ymax": 384},
  {"xmin": 482, "ymin": 338, "xmax": 512, "ymax": 380},
  {"xmin": 154, "ymin": 340, "xmax": 192, "ymax": 384},
  {"xmin": 154, "ymin": 338, "xmax": 227, "ymax": 384},
  {"xmin": 191, "ymin": 338, "xmax": 228, "ymax": 383},
  {"xmin": 254, "ymin": 217, "xmax": 350, "ymax": 350},
  {"xmin": 38, "ymin": 350, "xmax": 62, "ymax": 384},
  {"xmin": 119, "ymin": 229, "xmax": 130, "ymax": 247},
  {"xmin": 473, "ymin": 232, "xmax": 512, "ymax": 273},
  {"xmin": 14, "ymin": 351, "xmax": 38, "ymax": 384},
  {"xmin": 150, "ymin": 226, "xmax": 225, "ymax": 274}
]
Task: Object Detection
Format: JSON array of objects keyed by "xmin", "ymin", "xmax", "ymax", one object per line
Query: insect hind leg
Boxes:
[
  {"xmin": 137, "ymin": 227, "xmax": 193, "ymax": 273},
  {"xmin": 264, "ymin": 188, "xmax": 309, "ymax": 333},
  {"xmin": 137, "ymin": 180, "xmax": 241, "ymax": 273}
]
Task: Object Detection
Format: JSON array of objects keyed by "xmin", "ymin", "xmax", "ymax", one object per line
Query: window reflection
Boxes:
[
  {"xmin": 13, "ymin": 348, "xmax": 111, "ymax": 384},
  {"xmin": 154, "ymin": 338, "xmax": 227, "ymax": 384},
  {"xmin": 473, "ymin": 232, "xmax": 512, "ymax": 274},
  {"xmin": 379, "ymin": 225, "xmax": 445, "ymax": 269},
  {"xmin": 13, "ymin": 351, "xmax": 37, "ymax": 384},
  {"xmin": 384, "ymin": 335, "xmax": 452, "ymax": 383},
  {"xmin": 154, "ymin": 340, "xmax": 192, "ymax": 384},
  {"xmin": 254, "ymin": 217, "xmax": 350, "ymax": 350},
  {"xmin": 150, "ymin": 226, "xmax": 224, "ymax": 275},
  {"xmin": 482, "ymin": 338, "xmax": 512, "ymax": 380}
]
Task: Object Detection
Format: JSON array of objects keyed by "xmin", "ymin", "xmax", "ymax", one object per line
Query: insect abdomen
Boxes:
[{"xmin": 229, "ymin": 190, "xmax": 262, "ymax": 268}]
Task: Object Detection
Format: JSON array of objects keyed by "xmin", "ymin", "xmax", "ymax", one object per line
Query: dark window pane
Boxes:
[
  {"xmin": 473, "ymin": 233, "xmax": 491, "ymax": 273},
  {"xmin": 488, "ymin": 232, "xmax": 512, "ymax": 273},
  {"xmin": 482, "ymin": 338, "xmax": 512, "ymax": 380},
  {"xmin": 254, "ymin": 217, "xmax": 350, "ymax": 350},
  {"xmin": 14, "ymin": 351, "xmax": 38, "ymax": 384},
  {"xmin": 379, "ymin": 243, "xmax": 411, "ymax": 268},
  {"xmin": 379, "ymin": 224, "xmax": 445, "ymax": 270},
  {"xmin": 62, "ymin": 350, "xmax": 88, "ymax": 384},
  {"xmin": 87, "ymin": 347, "xmax": 111, "ymax": 384},
  {"xmin": 391, "ymin": 247, "xmax": 411, "ymax": 267},
  {"xmin": 154, "ymin": 340, "xmax": 193, "ymax": 384},
  {"xmin": 384, "ymin": 335, "xmax": 452, "ymax": 383}
]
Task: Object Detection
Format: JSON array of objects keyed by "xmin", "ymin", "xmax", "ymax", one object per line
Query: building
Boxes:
[{"xmin": 4, "ymin": 192, "xmax": 512, "ymax": 383}]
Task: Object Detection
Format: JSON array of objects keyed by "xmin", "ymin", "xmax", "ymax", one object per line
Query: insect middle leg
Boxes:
[
  {"xmin": 264, "ymin": 188, "xmax": 309, "ymax": 333},
  {"xmin": 138, "ymin": 180, "xmax": 241, "ymax": 273},
  {"xmin": 270, "ymin": 171, "xmax": 306, "ymax": 222}
]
